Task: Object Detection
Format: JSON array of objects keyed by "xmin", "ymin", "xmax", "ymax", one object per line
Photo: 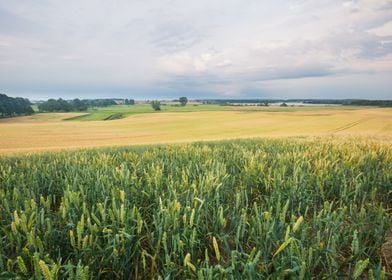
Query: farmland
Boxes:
[
  {"xmin": 2, "ymin": 0, "xmax": 391, "ymax": 278},
  {"xmin": 0, "ymin": 105, "xmax": 391, "ymax": 154},
  {"xmin": 0, "ymin": 138, "xmax": 391, "ymax": 278},
  {"xmin": 0, "ymin": 105, "xmax": 391, "ymax": 278}
]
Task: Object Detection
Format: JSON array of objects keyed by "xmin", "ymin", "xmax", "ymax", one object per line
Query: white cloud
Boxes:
[
  {"xmin": 0, "ymin": 0, "xmax": 391, "ymax": 99},
  {"xmin": 368, "ymin": 20, "xmax": 392, "ymax": 36}
]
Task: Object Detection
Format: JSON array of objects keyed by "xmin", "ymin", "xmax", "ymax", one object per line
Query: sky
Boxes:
[{"xmin": 0, "ymin": 0, "xmax": 391, "ymax": 100}]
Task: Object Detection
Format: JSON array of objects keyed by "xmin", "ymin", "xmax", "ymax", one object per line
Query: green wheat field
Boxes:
[{"xmin": 1, "ymin": 138, "xmax": 391, "ymax": 279}]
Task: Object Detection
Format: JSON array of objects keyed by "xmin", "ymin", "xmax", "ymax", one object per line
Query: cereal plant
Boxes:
[{"xmin": 0, "ymin": 138, "xmax": 391, "ymax": 279}]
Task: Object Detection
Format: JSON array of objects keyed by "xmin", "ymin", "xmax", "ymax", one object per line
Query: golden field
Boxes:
[{"xmin": 0, "ymin": 106, "xmax": 391, "ymax": 154}]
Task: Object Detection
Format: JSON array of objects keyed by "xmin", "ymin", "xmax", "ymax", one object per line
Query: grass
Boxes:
[
  {"xmin": 59, "ymin": 104, "xmax": 360, "ymax": 121},
  {"xmin": 0, "ymin": 138, "xmax": 391, "ymax": 278},
  {"xmin": 62, "ymin": 104, "xmax": 232, "ymax": 121},
  {"xmin": 0, "ymin": 106, "xmax": 391, "ymax": 154}
]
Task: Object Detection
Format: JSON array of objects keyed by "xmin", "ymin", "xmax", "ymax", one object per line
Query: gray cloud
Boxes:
[
  {"xmin": 149, "ymin": 21, "xmax": 206, "ymax": 52},
  {"xmin": 158, "ymin": 63, "xmax": 335, "ymax": 96},
  {"xmin": 0, "ymin": 7, "xmax": 43, "ymax": 35},
  {"xmin": 0, "ymin": 0, "xmax": 391, "ymax": 99}
]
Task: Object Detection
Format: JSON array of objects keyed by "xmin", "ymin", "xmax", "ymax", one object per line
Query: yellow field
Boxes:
[{"xmin": 0, "ymin": 107, "xmax": 391, "ymax": 154}]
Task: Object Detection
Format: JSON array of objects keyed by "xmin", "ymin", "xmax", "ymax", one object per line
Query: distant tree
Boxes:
[
  {"xmin": 70, "ymin": 99, "xmax": 88, "ymax": 111},
  {"xmin": 151, "ymin": 100, "xmax": 161, "ymax": 111},
  {"xmin": 125, "ymin": 99, "xmax": 135, "ymax": 105},
  {"xmin": 60, "ymin": 99, "xmax": 72, "ymax": 111},
  {"xmin": 179, "ymin": 97, "xmax": 188, "ymax": 106},
  {"xmin": 0, "ymin": 93, "xmax": 33, "ymax": 117},
  {"xmin": 81, "ymin": 99, "xmax": 116, "ymax": 108},
  {"xmin": 38, "ymin": 98, "xmax": 73, "ymax": 112},
  {"xmin": 280, "ymin": 102, "xmax": 288, "ymax": 107},
  {"xmin": 37, "ymin": 98, "xmax": 121, "ymax": 113}
]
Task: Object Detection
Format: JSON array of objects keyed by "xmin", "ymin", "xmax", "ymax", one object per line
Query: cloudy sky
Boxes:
[{"xmin": 0, "ymin": 0, "xmax": 391, "ymax": 100}]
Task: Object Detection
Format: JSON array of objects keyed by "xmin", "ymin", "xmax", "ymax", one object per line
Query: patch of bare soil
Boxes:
[{"xmin": 382, "ymin": 231, "xmax": 392, "ymax": 272}]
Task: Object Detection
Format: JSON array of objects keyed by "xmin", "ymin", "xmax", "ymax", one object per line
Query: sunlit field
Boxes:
[
  {"xmin": 32, "ymin": 103, "xmax": 363, "ymax": 121},
  {"xmin": 0, "ymin": 106, "xmax": 391, "ymax": 154}
]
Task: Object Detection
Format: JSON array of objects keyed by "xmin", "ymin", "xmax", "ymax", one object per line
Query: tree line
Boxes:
[
  {"xmin": 150, "ymin": 97, "xmax": 188, "ymax": 111},
  {"xmin": 37, "ymin": 98, "xmax": 135, "ymax": 112},
  {"xmin": 0, "ymin": 93, "xmax": 33, "ymax": 117},
  {"xmin": 124, "ymin": 99, "xmax": 135, "ymax": 105},
  {"xmin": 197, "ymin": 98, "xmax": 392, "ymax": 107}
]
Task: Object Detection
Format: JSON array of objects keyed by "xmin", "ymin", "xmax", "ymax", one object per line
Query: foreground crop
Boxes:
[{"xmin": 0, "ymin": 139, "xmax": 391, "ymax": 279}]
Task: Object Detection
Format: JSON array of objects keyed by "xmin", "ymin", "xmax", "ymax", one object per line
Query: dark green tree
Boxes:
[
  {"xmin": 0, "ymin": 93, "xmax": 33, "ymax": 117},
  {"xmin": 70, "ymin": 99, "xmax": 88, "ymax": 111},
  {"xmin": 151, "ymin": 100, "xmax": 161, "ymax": 111},
  {"xmin": 124, "ymin": 99, "xmax": 135, "ymax": 105},
  {"xmin": 179, "ymin": 97, "xmax": 188, "ymax": 106},
  {"xmin": 38, "ymin": 98, "xmax": 73, "ymax": 112}
]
